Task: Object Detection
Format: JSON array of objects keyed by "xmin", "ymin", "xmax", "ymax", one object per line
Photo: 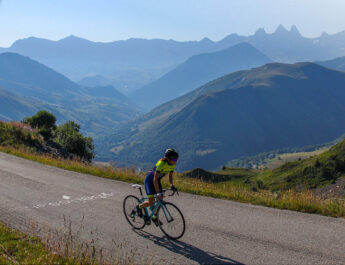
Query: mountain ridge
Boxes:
[
  {"xmin": 2, "ymin": 25, "xmax": 345, "ymax": 93},
  {"xmin": 98, "ymin": 62, "xmax": 345, "ymax": 171},
  {"xmin": 130, "ymin": 42, "xmax": 271, "ymax": 110}
]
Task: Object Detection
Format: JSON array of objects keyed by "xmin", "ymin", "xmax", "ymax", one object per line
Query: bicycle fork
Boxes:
[{"xmin": 160, "ymin": 202, "xmax": 174, "ymax": 223}]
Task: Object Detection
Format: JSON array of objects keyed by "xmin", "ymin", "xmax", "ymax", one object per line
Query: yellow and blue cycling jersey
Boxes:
[
  {"xmin": 144, "ymin": 159, "xmax": 176, "ymax": 198},
  {"xmin": 155, "ymin": 159, "xmax": 176, "ymax": 175}
]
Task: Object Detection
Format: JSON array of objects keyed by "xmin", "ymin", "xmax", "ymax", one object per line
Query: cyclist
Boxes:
[{"xmin": 137, "ymin": 148, "xmax": 178, "ymax": 225}]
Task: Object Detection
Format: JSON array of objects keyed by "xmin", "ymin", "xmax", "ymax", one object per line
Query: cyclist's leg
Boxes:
[{"xmin": 140, "ymin": 172, "xmax": 155, "ymax": 208}]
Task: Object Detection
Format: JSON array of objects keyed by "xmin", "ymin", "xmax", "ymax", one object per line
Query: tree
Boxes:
[
  {"xmin": 54, "ymin": 121, "xmax": 94, "ymax": 162},
  {"xmin": 23, "ymin": 110, "xmax": 56, "ymax": 139}
]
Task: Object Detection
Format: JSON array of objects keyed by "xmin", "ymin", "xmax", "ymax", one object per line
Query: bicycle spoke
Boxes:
[
  {"xmin": 123, "ymin": 195, "xmax": 146, "ymax": 229},
  {"xmin": 158, "ymin": 202, "xmax": 185, "ymax": 239}
]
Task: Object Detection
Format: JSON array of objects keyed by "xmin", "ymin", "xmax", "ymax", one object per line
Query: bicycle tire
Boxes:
[
  {"xmin": 157, "ymin": 202, "xmax": 185, "ymax": 240},
  {"xmin": 123, "ymin": 195, "xmax": 146, "ymax": 230}
]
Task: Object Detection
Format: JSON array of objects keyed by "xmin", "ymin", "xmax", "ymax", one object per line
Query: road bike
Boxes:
[{"xmin": 123, "ymin": 184, "xmax": 186, "ymax": 240}]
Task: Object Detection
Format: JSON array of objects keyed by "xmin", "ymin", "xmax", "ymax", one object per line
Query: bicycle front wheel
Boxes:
[
  {"xmin": 157, "ymin": 202, "xmax": 185, "ymax": 240},
  {"xmin": 123, "ymin": 195, "xmax": 146, "ymax": 230}
]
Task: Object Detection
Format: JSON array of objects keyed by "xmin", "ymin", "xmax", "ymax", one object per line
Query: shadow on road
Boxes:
[{"xmin": 134, "ymin": 229, "xmax": 245, "ymax": 265}]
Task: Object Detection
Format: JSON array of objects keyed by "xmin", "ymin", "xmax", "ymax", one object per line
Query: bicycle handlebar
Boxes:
[{"xmin": 162, "ymin": 187, "xmax": 179, "ymax": 197}]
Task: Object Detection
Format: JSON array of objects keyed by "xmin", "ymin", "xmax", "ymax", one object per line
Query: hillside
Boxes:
[
  {"xmin": 131, "ymin": 43, "xmax": 271, "ymax": 109},
  {"xmin": 0, "ymin": 52, "xmax": 82, "ymax": 103},
  {"xmin": 0, "ymin": 53, "xmax": 140, "ymax": 134},
  {"xmin": 99, "ymin": 62, "xmax": 345, "ymax": 171},
  {"xmin": 81, "ymin": 85, "xmax": 127, "ymax": 101},
  {"xmin": 318, "ymin": 56, "xmax": 345, "ymax": 72},
  {"xmin": 261, "ymin": 138, "xmax": 345, "ymax": 192},
  {"xmin": 0, "ymin": 88, "xmax": 57, "ymax": 121}
]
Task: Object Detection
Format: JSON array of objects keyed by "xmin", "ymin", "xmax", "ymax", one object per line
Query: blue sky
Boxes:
[{"xmin": 1, "ymin": 0, "xmax": 345, "ymax": 47}]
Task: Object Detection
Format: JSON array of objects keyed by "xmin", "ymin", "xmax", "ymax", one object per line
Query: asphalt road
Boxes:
[{"xmin": 0, "ymin": 151, "xmax": 345, "ymax": 265}]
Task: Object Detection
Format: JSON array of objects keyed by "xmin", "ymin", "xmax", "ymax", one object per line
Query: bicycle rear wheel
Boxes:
[
  {"xmin": 157, "ymin": 202, "xmax": 185, "ymax": 239},
  {"xmin": 123, "ymin": 195, "xmax": 146, "ymax": 229}
]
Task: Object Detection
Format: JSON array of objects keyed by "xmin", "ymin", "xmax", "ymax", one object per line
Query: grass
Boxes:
[
  {"xmin": 0, "ymin": 217, "xmax": 140, "ymax": 265},
  {"xmin": 1, "ymin": 145, "xmax": 344, "ymax": 218},
  {"xmin": 0, "ymin": 221, "xmax": 68, "ymax": 264},
  {"xmin": 0, "ymin": 121, "xmax": 43, "ymax": 148},
  {"xmin": 260, "ymin": 138, "xmax": 345, "ymax": 191},
  {"xmin": 263, "ymin": 147, "xmax": 330, "ymax": 169}
]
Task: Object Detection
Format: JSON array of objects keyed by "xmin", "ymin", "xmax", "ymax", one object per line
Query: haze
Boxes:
[{"xmin": 1, "ymin": 0, "xmax": 345, "ymax": 47}]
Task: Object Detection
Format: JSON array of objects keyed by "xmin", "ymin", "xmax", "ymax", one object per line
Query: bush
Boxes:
[
  {"xmin": 54, "ymin": 121, "xmax": 94, "ymax": 162},
  {"xmin": 23, "ymin": 111, "xmax": 56, "ymax": 139},
  {"xmin": 0, "ymin": 121, "xmax": 42, "ymax": 148}
]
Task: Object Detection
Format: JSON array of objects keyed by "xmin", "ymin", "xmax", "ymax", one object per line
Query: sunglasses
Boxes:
[{"xmin": 170, "ymin": 158, "xmax": 178, "ymax": 162}]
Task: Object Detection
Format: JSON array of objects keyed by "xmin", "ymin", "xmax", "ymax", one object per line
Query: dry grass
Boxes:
[
  {"xmin": 264, "ymin": 147, "xmax": 330, "ymax": 169},
  {"xmin": 0, "ymin": 216, "xmax": 148, "ymax": 265},
  {"xmin": 174, "ymin": 176, "xmax": 345, "ymax": 217}
]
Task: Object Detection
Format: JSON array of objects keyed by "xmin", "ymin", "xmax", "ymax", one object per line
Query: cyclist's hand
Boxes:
[{"xmin": 170, "ymin": 185, "xmax": 178, "ymax": 192}]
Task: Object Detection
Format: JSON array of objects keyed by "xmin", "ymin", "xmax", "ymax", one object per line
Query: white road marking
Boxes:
[
  {"xmin": 62, "ymin": 195, "xmax": 71, "ymax": 200},
  {"xmin": 33, "ymin": 192, "xmax": 114, "ymax": 209}
]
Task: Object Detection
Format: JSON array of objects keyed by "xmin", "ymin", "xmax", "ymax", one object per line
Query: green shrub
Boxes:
[
  {"xmin": 0, "ymin": 121, "xmax": 42, "ymax": 148},
  {"xmin": 54, "ymin": 121, "xmax": 94, "ymax": 162},
  {"xmin": 23, "ymin": 110, "xmax": 57, "ymax": 139}
]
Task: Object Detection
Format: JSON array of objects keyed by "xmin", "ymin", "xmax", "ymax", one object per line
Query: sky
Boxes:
[{"xmin": 1, "ymin": 0, "xmax": 345, "ymax": 47}]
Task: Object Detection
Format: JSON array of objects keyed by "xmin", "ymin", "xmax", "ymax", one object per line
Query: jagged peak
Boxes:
[
  {"xmin": 275, "ymin": 24, "xmax": 288, "ymax": 34},
  {"xmin": 200, "ymin": 37, "xmax": 212, "ymax": 43},
  {"xmin": 220, "ymin": 33, "xmax": 240, "ymax": 42},
  {"xmin": 290, "ymin": 25, "xmax": 301, "ymax": 35},
  {"xmin": 58, "ymin": 35, "xmax": 91, "ymax": 43},
  {"xmin": 254, "ymin": 28, "xmax": 267, "ymax": 36}
]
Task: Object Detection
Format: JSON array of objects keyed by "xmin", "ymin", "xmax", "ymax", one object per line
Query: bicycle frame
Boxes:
[
  {"xmin": 125, "ymin": 184, "xmax": 185, "ymax": 239},
  {"xmin": 136, "ymin": 186, "xmax": 173, "ymax": 222}
]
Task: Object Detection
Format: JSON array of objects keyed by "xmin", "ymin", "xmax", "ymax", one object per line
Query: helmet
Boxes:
[{"xmin": 164, "ymin": 148, "xmax": 179, "ymax": 160}]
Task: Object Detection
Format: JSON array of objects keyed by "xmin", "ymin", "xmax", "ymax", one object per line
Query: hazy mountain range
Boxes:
[
  {"xmin": 99, "ymin": 62, "xmax": 345, "ymax": 171},
  {"xmin": 130, "ymin": 43, "xmax": 271, "ymax": 110},
  {"xmin": 1, "ymin": 25, "xmax": 345, "ymax": 94}
]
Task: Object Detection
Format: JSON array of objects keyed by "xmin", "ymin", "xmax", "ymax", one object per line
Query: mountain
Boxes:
[
  {"xmin": 317, "ymin": 56, "xmax": 345, "ymax": 72},
  {"xmin": 1, "ymin": 35, "xmax": 230, "ymax": 92},
  {"xmin": 130, "ymin": 43, "xmax": 271, "ymax": 110},
  {"xmin": 0, "ymin": 53, "xmax": 140, "ymax": 134},
  {"xmin": 0, "ymin": 52, "xmax": 82, "ymax": 103},
  {"xmin": 2, "ymin": 26, "xmax": 345, "ymax": 93},
  {"xmin": 81, "ymin": 85, "xmax": 127, "ymax": 101},
  {"xmin": 78, "ymin": 75, "xmax": 121, "ymax": 89},
  {"xmin": 235, "ymin": 25, "xmax": 345, "ymax": 62},
  {"xmin": 99, "ymin": 62, "xmax": 345, "ymax": 171},
  {"xmin": 244, "ymin": 25, "xmax": 315, "ymax": 62},
  {"xmin": 0, "ymin": 87, "xmax": 55, "ymax": 121}
]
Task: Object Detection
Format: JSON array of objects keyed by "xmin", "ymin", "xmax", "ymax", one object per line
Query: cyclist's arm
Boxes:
[{"xmin": 169, "ymin": 171, "xmax": 174, "ymax": 187}]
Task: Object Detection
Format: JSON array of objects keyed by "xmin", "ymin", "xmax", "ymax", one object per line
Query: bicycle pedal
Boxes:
[
  {"xmin": 153, "ymin": 218, "xmax": 163, "ymax": 226},
  {"xmin": 144, "ymin": 215, "xmax": 151, "ymax": 225}
]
